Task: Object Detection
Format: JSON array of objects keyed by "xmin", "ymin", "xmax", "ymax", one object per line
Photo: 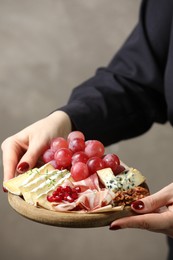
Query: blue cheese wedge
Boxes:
[{"xmin": 97, "ymin": 167, "xmax": 146, "ymax": 192}]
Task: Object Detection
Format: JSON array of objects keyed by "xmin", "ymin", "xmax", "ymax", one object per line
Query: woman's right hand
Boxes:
[{"xmin": 1, "ymin": 111, "xmax": 72, "ymax": 182}]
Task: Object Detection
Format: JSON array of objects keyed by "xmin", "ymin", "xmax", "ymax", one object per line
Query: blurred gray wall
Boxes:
[{"xmin": 1, "ymin": 1, "xmax": 173, "ymax": 260}]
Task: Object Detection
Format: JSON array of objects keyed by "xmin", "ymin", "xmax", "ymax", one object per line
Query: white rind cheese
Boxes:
[
  {"xmin": 3, "ymin": 163, "xmax": 55, "ymax": 195},
  {"xmin": 97, "ymin": 167, "xmax": 146, "ymax": 192},
  {"xmin": 21, "ymin": 169, "xmax": 70, "ymax": 205},
  {"xmin": 3, "ymin": 162, "xmax": 71, "ymax": 205}
]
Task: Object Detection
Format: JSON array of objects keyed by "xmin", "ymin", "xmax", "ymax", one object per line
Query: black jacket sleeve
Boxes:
[{"xmin": 58, "ymin": 0, "xmax": 173, "ymax": 146}]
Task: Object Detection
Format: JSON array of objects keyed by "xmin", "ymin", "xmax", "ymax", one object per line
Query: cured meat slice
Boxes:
[
  {"xmin": 51, "ymin": 173, "xmax": 115, "ymax": 212},
  {"xmin": 52, "ymin": 188, "xmax": 116, "ymax": 212},
  {"xmin": 62, "ymin": 173, "xmax": 101, "ymax": 192}
]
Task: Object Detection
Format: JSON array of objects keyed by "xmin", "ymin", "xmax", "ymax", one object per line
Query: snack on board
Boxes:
[{"xmin": 3, "ymin": 131, "xmax": 150, "ymax": 213}]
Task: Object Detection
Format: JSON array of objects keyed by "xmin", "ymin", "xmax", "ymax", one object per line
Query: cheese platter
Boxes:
[{"xmin": 3, "ymin": 131, "xmax": 150, "ymax": 228}]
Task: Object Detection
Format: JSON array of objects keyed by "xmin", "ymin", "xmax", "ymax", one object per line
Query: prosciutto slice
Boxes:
[
  {"xmin": 52, "ymin": 188, "xmax": 116, "ymax": 212},
  {"xmin": 52, "ymin": 173, "xmax": 116, "ymax": 212},
  {"xmin": 61, "ymin": 173, "xmax": 100, "ymax": 192}
]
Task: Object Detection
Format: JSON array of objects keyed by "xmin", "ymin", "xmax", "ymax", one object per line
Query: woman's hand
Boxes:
[
  {"xmin": 1, "ymin": 111, "xmax": 72, "ymax": 182},
  {"xmin": 110, "ymin": 183, "xmax": 173, "ymax": 238}
]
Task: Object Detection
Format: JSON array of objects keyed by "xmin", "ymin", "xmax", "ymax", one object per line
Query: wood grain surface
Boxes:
[{"xmin": 8, "ymin": 193, "xmax": 134, "ymax": 228}]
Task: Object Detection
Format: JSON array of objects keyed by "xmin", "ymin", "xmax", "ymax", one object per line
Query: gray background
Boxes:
[{"xmin": 0, "ymin": 0, "xmax": 173, "ymax": 259}]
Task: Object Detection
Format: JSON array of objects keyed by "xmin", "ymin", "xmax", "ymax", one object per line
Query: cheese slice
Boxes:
[
  {"xmin": 19, "ymin": 163, "xmax": 55, "ymax": 189},
  {"xmin": 35, "ymin": 172, "xmax": 72, "ymax": 209},
  {"xmin": 3, "ymin": 172, "xmax": 30, "ymax": 195},
  {"xmin": 97, "ymin": 167, "xmax": 146, "ymax": 192},
  {"xmin": 23, "ymin": 170, "xmax": 71, "ymax": 205},
  {"xmin": 3, "ymin": 162, "xmax": 55, "ymax": 195},
  {"xmin": 20, "ymin": 168, "xmax": 57, "ymax": 193},
  {"xmin": 35, "ymin": 194, "xmax": 54, "ymax": 210}
]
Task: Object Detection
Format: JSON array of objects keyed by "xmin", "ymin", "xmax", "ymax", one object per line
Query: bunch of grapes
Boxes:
[{"xmin": 42, "ymin": 131, "xmax": 121, "ymax": 181}]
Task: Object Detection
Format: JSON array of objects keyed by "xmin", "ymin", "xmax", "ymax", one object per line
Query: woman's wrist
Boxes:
[{"xmin": 47, "ymin": 110, "xmax": 72, "ymax": 138}]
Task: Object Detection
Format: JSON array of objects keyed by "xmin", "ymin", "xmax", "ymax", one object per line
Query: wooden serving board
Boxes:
[{"xmin": 8, "ymin": 193, "xmax": 135, "ymax": 228}]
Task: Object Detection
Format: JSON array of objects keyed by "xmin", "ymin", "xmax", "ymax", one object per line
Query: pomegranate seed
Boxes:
[
  {"xmin": 54, "ymin": 195, "xmax": 63, "ymax": 202},
  {"xmin": 71, "ymin": 192, "xmax": 78, "ymax": 200},
  {"xmin": 58, "ymin": 191, "xmax": 65, "ymax": 197},
  {"xmin": 47, "ymin": 185, "xmax": 81, "ymax": 203},
  {"xmin": 66, "ymin": 195, "xmax": 74, "ymax": 203},
  {"xmin": 52, "ymin": 190, "xmax": 59, "ymax": 196},
  {"xmin": 64, "ymin": 192, "xmax": 70, "ymax": 198},
  {"xmin": 74, "ymin": 186, "xmax": 81, "ymax": 193},
  {"xmin": 47, "ymin": 195, "xmax": 56, "ymax": 202},
  {"xmin": 56, "ymin": 186, "xmax": 63, "ymax": 193},
  {"xmin": 63, "ymin": 186, "xmax": 72, "ymax": 193}
]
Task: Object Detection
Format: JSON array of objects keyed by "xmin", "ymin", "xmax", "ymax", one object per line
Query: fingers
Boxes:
[
  {"xmin": 1, "ymin": 112, "xmax": 72, "ymax": 183},
  {"xmin": 1, "ymin": 137, "xmax": 21, "ymax": 182},
  {"xmin": 109, "ymin": 183, "xmax": 173, "ymax": 237},
  {"xmin": 1, "ymin": 134, "xmax": 48, "ymax": 182},
  {"xmin": 17, "ymin": 144, "xmax": 47, "ymax": 171},
  {"xmin": 131, "ymin": 183, "xmax": 173, "ymax": 214},
  {"xmin": 110, "ymin": 210, "xmax": 173, "ymax": 232}
]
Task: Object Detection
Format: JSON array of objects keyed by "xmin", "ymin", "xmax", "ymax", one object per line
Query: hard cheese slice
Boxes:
[{"xmin": 97, "ymin": 167, "xmax": 146, "ymax": 192}]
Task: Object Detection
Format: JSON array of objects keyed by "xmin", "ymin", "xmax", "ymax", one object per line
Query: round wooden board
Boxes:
[{"xmin": 8, "ymin": 193, "xmax": 135, "ymax": 228}]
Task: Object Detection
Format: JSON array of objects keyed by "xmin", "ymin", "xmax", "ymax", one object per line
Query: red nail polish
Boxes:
[
  {"xmin": 131, "ymin": 200, "xmax": 144, "ymax": 210},
  {"xmin": 109, "ymin": 225, "xmax": 121, "ymax": 231},
  {"xmin": 2, "ymin": 186, "xmax": 8, "ymax": 192},
  {"xmin": 17, "ymin": 162, "xmax": 29, "ymax": 173}
]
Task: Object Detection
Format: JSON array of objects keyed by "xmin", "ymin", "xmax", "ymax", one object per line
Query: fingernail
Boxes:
[
  {"xmin": 131, "ymin": 200, "xmax": 144, "ymax": 210},
  {"xmin": 2, "ymin": 186, "xmax": 8, "ymax": 193},
  {"xmin": 109, "ymin": 225, "xmax": 121, "ymax": 231},
  {"xmin": 17, "ymin": 162, "xmax": 29, "ymax": 173}
]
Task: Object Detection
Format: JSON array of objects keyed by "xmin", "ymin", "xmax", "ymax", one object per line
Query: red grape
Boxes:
[
  {"xmin": 67, "ymin": 131, "xmax": 85, "ymax": 143},
  {"xmin": 113, "ymin": 164, "xmax": 125, "ymax": 175},
  {"xmin": 49, "ymin": 159, "xmax": 58, "ymax": 169},
  {"xmin": 68, "ymin": 138, "xmax": 85, "ymax": 153},
  {"xmin": 71, "ymin": 151, "xmax": 89, "ymax": 165},
  {"xmin": 42, "ymin": 149, "xmax": 55, "ymax": 163},
  {"xmin": 85, "ymin": 140, "xmax": 105, "ymax": 158},
  {"xmin": 87, "ymin": 157, "xmax": 105, "ymax": 175},
  {"xmin": 71, "ymin": 162, "xmax": 90, "ymax": 181},
  {"xmin": 54, "ymin": 148, "xmax": 73, "ymax": 169},
  {"xmin": 50, "ymin": 137, "xmax": 68, "ymax": 151},
  {"xmin": 102, "ymin": 153, "xmax": 120, "ymax": 172}
]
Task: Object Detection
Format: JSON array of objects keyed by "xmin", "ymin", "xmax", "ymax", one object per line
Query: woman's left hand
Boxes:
[{"xmin": 110, "ymin": 183, "xmax": 173, "ymax": 238}]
